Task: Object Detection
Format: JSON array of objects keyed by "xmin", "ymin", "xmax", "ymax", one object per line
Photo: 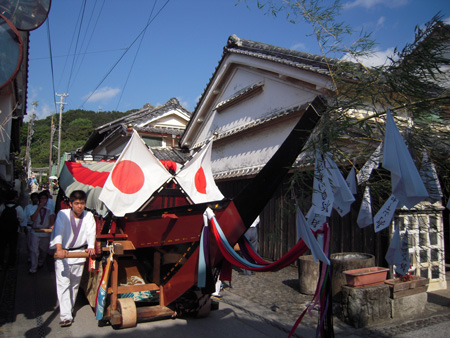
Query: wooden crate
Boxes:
[{"xmin": 384, "ymin": 276, "xmax": 428, "ymax": 299}]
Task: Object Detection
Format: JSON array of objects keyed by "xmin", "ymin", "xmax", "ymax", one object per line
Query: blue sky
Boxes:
[{"xmin": 26, "ymin": 0, "xmax": 449, "ymax": 120}]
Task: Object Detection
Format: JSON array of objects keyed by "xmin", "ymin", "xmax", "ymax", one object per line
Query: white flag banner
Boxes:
[
  {"xmin": 346, "ymin": 167, "xmax": 357, "ymax": 195},
  {"xmin": 312, "ymin": 150, "xmax": 334, "ymax": 216},
  {"xmin": 395, "ymin": 230, "xmax": 410, "ymax": 276},
  {"xmin": 385, "ymin": 225, "xmax": 401, "ymax": 266},
  {"xmin": 325, "ymin": 154, "xmax": 355, "ymax": 217},
  {"xmin": 175, "ymin": 141, "xmax": 224, "ymax": 204},
  {"xmin": 306, "ymin": 206, "xmax": 327, "ymax": 231},
  {"xmin": 357, "ymin": 186, "xmax": 373, "ymax": 228},
  {"xmin": 296, "ymin": 207, "xmax": 330, "ymax": 265},
  {"xmin": 382, "ymin": 110, "xmax": 428, "ymax": 208},
  {"xmin": 419, "ymin": 152, "xmax": 443, "ymax": 202},
  {"xmin": 99, "ymin": 130, "xmax": 172, "ymax": 216},
  {"xmin": 374, "ymin": 194, "xmax": 399, "ymax": 233},
  {"xmin": 356, "ymin": 143, "xmax": 383, "ymax": 185}
]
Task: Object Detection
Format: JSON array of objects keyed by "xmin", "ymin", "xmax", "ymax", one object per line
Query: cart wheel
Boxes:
[{"xmin": 117, "ymin": 298, "xmax": 137, "ymax": 328}]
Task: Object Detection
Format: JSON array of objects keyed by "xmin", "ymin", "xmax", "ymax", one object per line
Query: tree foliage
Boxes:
[
  {"xmin": 20, "ymin": 109, "xmax": 127, "ymax": 168},
  {"xmin": 242, "ymin": 0, "xmax": 450, "ymax": 205}
]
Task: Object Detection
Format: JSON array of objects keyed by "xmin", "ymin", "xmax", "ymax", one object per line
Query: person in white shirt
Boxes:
[
  {"xmin": 50, "ymin": 190, "xmax": 96, "ymax": 327},
  {"xmin": 30, "ymin": 191, "xmax": 55, "ymax": 274},
  {"xmin": 43, "ymin": 189, "xmax": 56, "ymax": 213},
  {"xmin": 23, "ymin": 192, "xmax": 39, "ymax": 262}
]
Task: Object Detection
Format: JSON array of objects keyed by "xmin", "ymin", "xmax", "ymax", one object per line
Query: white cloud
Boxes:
[
  {"xmin": 344, "ymin": 0, "xmax": 408, "ymax": 10},
  {"xmin": 176, "ymin": 97, "xmax": 190, "ymax": 110},
  {"xmin": 377, "ymin": 16, "xmax": 386, "ymax": 28},
  {"xmin": 84, "ymin": 86, "xmax": 120, "ymax": 103},
  {"xmin": 291, "ymin": 42, "xmax": 307, "ymax": 51},
  {"xmin": 32, "ymin": 102, "xmax": 54, "ymax": 120},
  {"xmin": 444, "ymin": 17, "xmax": 450, "ymax": 25},
  {"xmin": 343, "ymin": 47, "xmax": 397, "ymax": 67}
]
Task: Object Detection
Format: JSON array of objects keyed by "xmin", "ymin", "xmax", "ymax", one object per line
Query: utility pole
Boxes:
[
  {"xmin": 25, "ymin": 101, "xmax": 37, "ymax": 179},
  {"xmin": 55, "ymin": 93, "xmax": 68, "ymax": 174},
  {"xmin": 49, "ymin": 115, "xmax": 54, "ymax": 179}
]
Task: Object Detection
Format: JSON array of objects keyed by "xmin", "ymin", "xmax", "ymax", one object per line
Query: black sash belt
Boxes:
[{"xmin": 65, "ymin": 245, "xmax": 87, "ymax": 251}]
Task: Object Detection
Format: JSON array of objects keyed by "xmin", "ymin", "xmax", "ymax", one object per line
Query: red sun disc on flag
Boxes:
[
  {"xmin": 195, "ymin": 167, "xmax": 207, "ymax": 194},
  {"xmin": 111, "ymin": 160, "xmax": 145, "ymax": 194}
]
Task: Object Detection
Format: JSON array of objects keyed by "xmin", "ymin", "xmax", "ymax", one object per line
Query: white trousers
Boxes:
[
  {"xmin": 55, "ymin": 259, "xmax": 84, "ymax": 321},
  {"xmin": 26, "ymin": 227, "xmax": 33, "ymax": 259},
  {"xmin": 30, "ymin": 233, "xmax": 50, "ymax": 271}
]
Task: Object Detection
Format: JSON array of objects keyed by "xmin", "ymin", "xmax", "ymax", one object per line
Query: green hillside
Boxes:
[{"xmin": 20, "ymin": 109, "xmax": 133, "ymax": 168}]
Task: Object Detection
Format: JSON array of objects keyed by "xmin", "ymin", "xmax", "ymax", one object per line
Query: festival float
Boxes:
[{"xmin": 55, "ymin": 97, "xmax": 330, "ymax": 331}]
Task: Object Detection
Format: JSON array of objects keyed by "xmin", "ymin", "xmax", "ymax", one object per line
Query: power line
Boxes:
[
  {"xmin": 66, "ymin": 0, "xmax": 87, "ymax": 93},
  {"xmin": 70, "ymin": 0, "xmax": 106, "ymax": 90},
  {"xmin": 115, "ymin": 0, "xmax": 158, "ymax": 110},
  {"xmin": 80, "ymin": 0, "xmax": 171, "ymax": 109},
  {"xmin": 56, "ymin": 0, "xmax": 86, "ymax": 90},
  {"xmin": 46, "ymin": 18, "xmax": 58, "ymax": 115}
]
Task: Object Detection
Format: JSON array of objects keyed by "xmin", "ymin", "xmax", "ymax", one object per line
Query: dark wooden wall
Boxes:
[{"xmin": 218, "ymin": 175, "xmax": 390, "ymax": 267}]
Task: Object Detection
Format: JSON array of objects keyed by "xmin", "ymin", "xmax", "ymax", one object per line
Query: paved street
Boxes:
[{"xmin": 1, "ymin": 233, "xmax": 450, "ymax": 337}]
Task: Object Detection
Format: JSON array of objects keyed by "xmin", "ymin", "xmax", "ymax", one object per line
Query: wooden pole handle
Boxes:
[
  {"xmin": 53, "ymin": 252, "xmax": 90, "ymax": 259},
  {"xmin": 34, "ymin": 229, "xmax": 53, "ymax": 233}
]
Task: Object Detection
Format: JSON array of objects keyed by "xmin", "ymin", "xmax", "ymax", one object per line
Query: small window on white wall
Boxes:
[{"xmin": 142, "ymin": 136, "xmax": 162, "ymax": 147}]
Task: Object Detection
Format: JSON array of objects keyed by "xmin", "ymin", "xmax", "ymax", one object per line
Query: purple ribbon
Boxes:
[
  {"xmin": 39, "ymin": 208, "xmax": 47, "ymax": 226},
  {"xmin": 68, "ymin": 211, "xmax": 84, "ymax": 248}
]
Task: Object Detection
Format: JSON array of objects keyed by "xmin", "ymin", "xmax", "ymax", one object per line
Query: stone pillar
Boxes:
[
  {"xmin": 390, "ymin": 292, "xmax": 427, "ymax": 320},
  {"xmin": 330, "ymin": 252, "xmax": 375, "ymax": 301},
  {"xmin": 340, "ymin": 284, "xmax": 390, "ymax": 328}
]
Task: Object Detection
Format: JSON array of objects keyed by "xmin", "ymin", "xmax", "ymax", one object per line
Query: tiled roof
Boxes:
[
  {"xmin": 152, "ymin": 147, "xmax": 190, "ymax": 163},
  {"xmin": 136, "ymin": 125, "xmax": 185, "ymax": 136},
  {"xmin": 214, "ymin": 166, "xmax": 263, "ymax": 180},
  {"xmin": 83, "ymin": 98, "xmax": 191, "ymax": 152},
  {"xmin": 123, "ymin": 97, "xmax": 191, "ymax": 126},
  {"xmin": 183, "ymin": 35, "xmax": 336, "ymax": 144},
  {"xmin": 225, "ymin": 35, "xmax": 333, "ymax": 76},
  {"xmin": 192, "ymin": 100, "xmax": 312, "ymax": 149},
  {"xmin": 212, "ymin": 150, "xmax": 316, "ymax": 181}
]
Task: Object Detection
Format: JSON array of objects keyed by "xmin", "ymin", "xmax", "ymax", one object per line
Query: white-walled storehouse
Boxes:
[
  {"xmin": 179, "ymin": 35, "xmax": 448, "ymax": 291},
  {"xmin": 180, "ymin": 35, "xmax": 332, "ymax": 180}
]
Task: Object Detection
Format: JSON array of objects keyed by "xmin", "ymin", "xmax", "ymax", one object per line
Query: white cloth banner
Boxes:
[
  {"xmin": 374, "ymin": 194, "xmax": 399, "ymax": 233},
  {"xmin": 419, "ymin": 152, "xmax": 442, "ymax": 202},
  {"xmin": 382, "ymin": 110, "xmax": 428, "ymax": 208},
  {"xmin": 357, "ymin": 186, "xmax": 373, "ymax": 228},
  {"xmin": 346, "ymin": 167, "xmax": 358, "ymax": 195},
  {"xmin": 296, "ymin": 207, "xmax": 330, "ymax": 265},
  {"xmin": 176, "ymin": 141, "xmax": 224, "ymax": 204},
  {"xmin": 306, "ymin": 206, "xmax": 327, "ymax": 231},
  {"xmin": 385, "ymin": 225, "xmax": 401, "ymax": 266},
  {"xmin": 356, "ymin": 143, "xmax": 383, "ymax": 185},
  {"xmin": 325, "ymin": 154, "xmax": 355, "ymax": 217},
  {"xmin": 395, "ymin": 230, "xmax": 410, "ymax": 276},
  {"xmin": 99, "ymin": 130, "xmax": 172, "ymax": 216},
  {"xmin": 312, "ymin": 150, "xmax": 334, "ymax": 216}
]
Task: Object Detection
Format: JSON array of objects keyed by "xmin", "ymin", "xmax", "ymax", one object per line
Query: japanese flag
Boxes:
[
  {"xmin": 99, "ymin": 130, "xmax": 172, "ymax": 216},
  {"xmin": 175, "ymin": 141, "xmax": 224, "ymax": 204}
]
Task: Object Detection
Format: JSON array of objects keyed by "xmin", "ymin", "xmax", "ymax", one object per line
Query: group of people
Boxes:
[{"xmin": 0, "ymin": 188, "xmax": 96, "ymax": 328}]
